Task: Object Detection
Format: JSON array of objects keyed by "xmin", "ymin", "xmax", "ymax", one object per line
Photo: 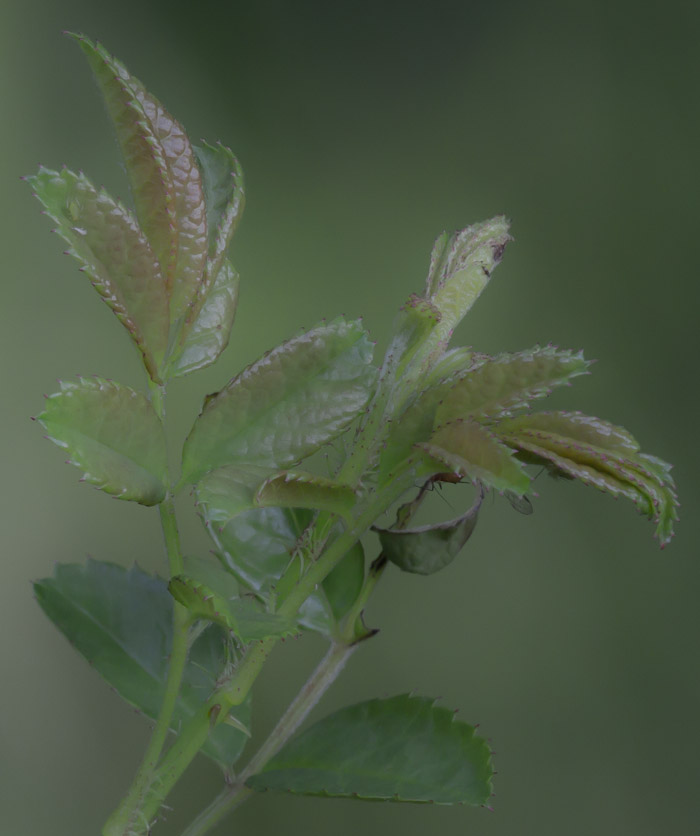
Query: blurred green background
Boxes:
[{"xmin": 2, "ymin": 1, "xmax": 698, "ymax": 834}]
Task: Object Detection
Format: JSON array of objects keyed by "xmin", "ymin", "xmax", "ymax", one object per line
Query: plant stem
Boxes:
[
  {"xmin": 180, "ymin": 641, "xmax": 357, "ymax": 836},
  {"xmin": 102, "ymin": 382, "xmax": 190, "ymax": 836},
  {"xmin": 135, "ymin": 476, "xmax": 410, "ymax": 827}
]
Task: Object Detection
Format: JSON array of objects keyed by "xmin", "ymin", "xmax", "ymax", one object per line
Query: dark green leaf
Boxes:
[
  {"xmin": 247, "ymin": 694, "xmax": 493, "ymax": 805},
  {"xmin": 168, "ymin": 260, "xmax": 239, "ymax": 378},
  {"xmin": 36, "ymin": 377, "xmax": 167, "ymax": 505},
  {"xmin": 255, "ymin": 471, "xmax": 358, "ymax": 521},
  {"xmin": 374, "ymin": 490, "xmax": 482, "ymax": 575},
  {"xmin": 182, "ymin": 318, "xmax": 376, "ymax": 484},
  {"xmin": 28, "ymin": 167, "xmax": 169, "ymax": 380},
  {"xmin": 322, "ymin": 543, "xmax": 365, "ymax": 620},
  {"xmin": 419, "ymin": 420, "xmax": 531, "ymax": 495},
  {"xmin": 74, "ymin": 35, "xmax": 208, "ymax": 323},
  {"xmin": 34, "ymin": 560, "xmax": 249, "ymax": 767}
]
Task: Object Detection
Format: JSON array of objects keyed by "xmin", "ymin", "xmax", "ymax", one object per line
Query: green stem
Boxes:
[
  {"xmin": 136, "ymin": 476, "xmax": 410, "ymax": 826},
  {"xmin": 102, "ymin": 382, "xmax": 190, "ymax": 836},
  {"xmin": 180, "ymin": 641, "xmax": 357, "ymax": 836}
]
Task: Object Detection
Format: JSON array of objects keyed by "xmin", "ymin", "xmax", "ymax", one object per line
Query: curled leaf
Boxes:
[
  {"xmin": 254, "ymin": 471, "xmax": 358, "ymax": 521},
  {"xmin": 374, "ymin": 489, "xmax": 482, "ymax": 575}
]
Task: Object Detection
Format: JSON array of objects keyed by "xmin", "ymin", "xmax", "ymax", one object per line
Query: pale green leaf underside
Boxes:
[
  {"xmin": 374, "ymin": 490, "xmax": 482, "ymax": 575},
  {"xmin": 29, "ymin": 167, "xmax": 169, "ymax": 381},
  {"xmin": 182, "ymin": 318, "xmax": 376, "ymax": 484},
  {"xmin": 247, "ymin": 694, "xmax": 493, "ymax": 805},
  {"xmin": 37, "ymin": 377, "xmax": 167, "ymax": 505},
  {"xmin": 497, "ymin": 414, "xmax": 678, "ymax": 546},
  {"xmin": 34, "ymin": 561, "xmax": 250, "ymax": 767},
  {"xmin": 255, "ymin": 471, "xmax": 357, "ymax": 520},
  {"xmin": 419, "ymin": 420, "xmax": 531, "ymax": 496},
  {"xmin": 168, "ymin": 259, "xmax": 240, "ymax": 378}
]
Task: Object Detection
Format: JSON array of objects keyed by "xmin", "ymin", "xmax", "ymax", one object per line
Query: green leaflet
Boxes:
[
  {"xmin": 194, "ymin": 141, "xmax": 245, "ymax": 279},
  {"xmin": 167, "ymin": 259, "xmax": 240, "ymax": 378},
  {"xmin": 374, "ymin": 489, "xmax": 482, "ymax": 575},
  {"xmin": 497, "ymin": 413, "xmax": 679, "ymax": 546},
  {"xmin": 322, "ymin": 542, "xmax": 365, "ymax": 622},
  {"xmin": 246, "ymin": 694, "xmax": 493, "ymax": 805},
  {"xmin": 181, "ymin": 318, "xmax": 376, "ymax": 484},
  {"xmin": 418, "ymin": 419, "xmax": 531, "ymax": 496},
  {"xmin": 34, "ymin": 561, "xmax": 250, "ymax": 768},
  {"xmin": 28, "ymin": 167, "xmax": 169, "ymax": 381},
  {"xmin": 36, "ymin": 377, "xmax": 167, "ymax": 505},
  {"xmin": 255, "ymin": 471, "xmax": 358, "ymax": 521},
  {"xmin": 435, "ymin": 346, "xmax": 591, "ymax": 424},
  {"xmin": 74, "ymin": 34, "xmax": 208, "ymax": 324}
]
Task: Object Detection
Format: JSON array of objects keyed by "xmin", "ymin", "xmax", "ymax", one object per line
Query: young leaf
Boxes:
[
  {"xmin": 36, "ymin": 377, "xmax": 167, "ymax": 505},
  {"xmin": 425, "ymin": 217, "xmax": 511, "ymax": 346},
  {"xmin": 435, "ymin": 346, "xmax": 590, "ymax": 425},
  {"xmin": 167, "ymin": 259, "xmax": 240, "ymax": 378},
  {"xmin": 193, "ymin": 141, "xmax": 245, "ymax": 279},
  {"xmin": 34, "ymin": 560, "xmax": 250, "ymax": 767},
  {"xmin": 74, "ymin": 35, "xmax": 208, "ymax": 323},
  {"xmin": 497, "ymin": 416, "xmax": 679, "ymax": 546},
  {"xmin": 254, "ymin": 471, "xmax": 358, "ymax": 521},
  {"xmin": 418, "ymin": 419, "xmax": 531, "ymax": 495},
  {"xmin": 374, "ymin": 489, "xmax": 482, "ymax": 575},
  {"xmin": 28, "ymin": 167, "xmax": 169, "ymax": 380},
  {"xmin": 169, "ymin": 576, "xmax": 296, "ymax": 641},
  {"xmin": 246, "ymin": 694, "xmax": 493, "ymax": 805},
  {"xmin": 181, "ymin": 318, "xmax": 376, "ymax": 484}
]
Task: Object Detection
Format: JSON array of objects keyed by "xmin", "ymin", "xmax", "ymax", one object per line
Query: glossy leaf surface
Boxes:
[
  {"xmin": 168, "ymin": 259, "xmax": 239, "ymax": 378},
  {"xmin": 497, "ymin": 415, "xmax": 678, "ymax": 546},
  {"xmin": 28, "ymin": 167, "xmax": 169, "ymax": 380},
  {"xmin": 182, "ymin": 318, "xmax": 376, "ymax": 484},
  {"xmin": 34, "ymin": 561, "xmax": 250, "ymax": 767},
  {"xmin": 435, "ymin": 346, "xmax": 590, "ymax": 424},
  {"xmin": 36, "ymin": 377, "xmax": 167, "ymax": 505},
  {"xmin": 255, "ymin": 471, "xmax": 357, "ymax": 520},
  {"xmin": 247, "ymin": 694, "xmax": 493, "ymax": 805},
  {"xmin": 75, "ymin": 35, "xmax": 208, "ymax": 323},
  {"xmin": 374, "ymin": 490, "xmax": 482, "ymax": 575},
  {"xmin": 419, "ymin": 419, "xmax": 531, "ymax": 495}
]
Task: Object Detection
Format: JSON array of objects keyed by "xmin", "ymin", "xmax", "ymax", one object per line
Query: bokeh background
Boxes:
[{"xmin": 2, "ymin": 1, "xmax": 698, "ymax": 834}]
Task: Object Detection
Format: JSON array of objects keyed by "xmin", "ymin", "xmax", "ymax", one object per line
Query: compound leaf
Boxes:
[
  {"xmin": 34, "ymin": 560, "xmax": 250, "ymax": 767},
  {"xmin": 28, "ymin": 167, "xmax": 169, "ymax": 380},
  {"xmin": 182, "ymin": 318, "xmax": 376, "ymax": 484},
  {"xmin": 36, "ymin": 377, "xmax": 167, "ymax": 505},
  {"xmin": 374, "ymin": 490, "xmax": 482, "ymax": 575},
  {"xmin": 246, "ymin": 694, "xmax": 493, "ymax": 805}
]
